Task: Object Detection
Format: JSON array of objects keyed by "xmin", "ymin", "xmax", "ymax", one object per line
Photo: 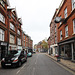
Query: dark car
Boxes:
[{"xmin": 1, "ymin": 50, "xmax": 27, "ymax": 68}]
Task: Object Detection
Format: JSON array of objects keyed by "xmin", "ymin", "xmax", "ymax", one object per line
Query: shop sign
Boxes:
[{"xmin": 1, "ymin": 42, "xmax": 7, "ymax": 46}]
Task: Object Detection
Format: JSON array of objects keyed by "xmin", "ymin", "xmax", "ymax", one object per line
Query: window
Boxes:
[
  {"xmin": 17, "ymin": 29, "xmax": 20, "ymax": 35},
  {"xmin": 60, "ymin": 30, "xmax": 62, "ymax": 40},
  {"xmin": 0, "ymin": 29, "xmax": 4, "ymax": 41},
  {"xmin": 64, "ymin": 7, "xmax": 67, "ymax": 18},
  {"xmin": 17, "ymin": 38, "xmax": 21, "ymax": 45},
  {"xmin": 0, "ymin": 0, "xmax": 5, "ymax": 7},
  {"xmin": 60, "ymin": 16, "xmax": 62, "ymax": 25},
  {"xmin": 65, "ymin": 25, "xmax": 68, "ymax": 37},
  {"xmin": 12, "ymin": 14, "xmax": 15, "ymax": 20},
  {"xmin": 72, "ymin": 0, "xmax": 75, "ymax": 10},
  {"xmin": 0, "ymin": 13, "xmax": 5, "ymax": 23},
  {"xmin": 10, "ymin": 23, "xmax": 15, "ymax": 31},
  {"xmin": 10, "ymin": 34, "xmax": 15, "ymax": 44},
  {"xmin": 73, "ymin": 19, "xmax": 75, "ymax": 33}
]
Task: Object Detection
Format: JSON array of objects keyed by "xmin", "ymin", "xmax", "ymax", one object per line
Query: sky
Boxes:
[{"xmin": 9, "ymin": 0, "xmax": 62, "ymax": 45}]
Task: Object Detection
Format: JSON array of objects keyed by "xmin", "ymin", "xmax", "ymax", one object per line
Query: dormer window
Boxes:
[{"xmin": 10, "ymin": 22, "xmax": 15, "ymax": 31}]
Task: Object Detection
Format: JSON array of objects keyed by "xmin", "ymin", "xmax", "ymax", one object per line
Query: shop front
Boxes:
[
  {"xmin": 0, "ymin": 41, "xmax": 8, "ymax": 60},
  {"xmin": 58, "ymin": 37, "xmax": 75, "ymax": 61},
  {"xmin": 17, "ymin": 45, "xmax": 22, "ymax": 50},
  {"xmin": 9, "ymin": 44, "xmax": 17, "ymax": 50}
]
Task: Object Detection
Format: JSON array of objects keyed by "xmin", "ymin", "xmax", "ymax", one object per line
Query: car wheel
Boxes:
[{"xmin": 18, "ymin": 61, "xmax": 22, "ymax": 67}]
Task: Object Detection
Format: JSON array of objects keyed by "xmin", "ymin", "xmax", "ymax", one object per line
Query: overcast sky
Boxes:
[{"xmin": 9, "ymin": 0, "xmax": 62, "ymax": 45}]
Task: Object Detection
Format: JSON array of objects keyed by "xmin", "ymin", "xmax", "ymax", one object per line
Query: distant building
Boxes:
[{"xmin": 50, "ymin": 9, "xmax": 58, "ymax": 56}]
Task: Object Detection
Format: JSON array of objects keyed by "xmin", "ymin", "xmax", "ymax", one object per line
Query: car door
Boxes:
[{"xmin": 20, "ymin": 51, "xmax": 25, "ymax": 62}]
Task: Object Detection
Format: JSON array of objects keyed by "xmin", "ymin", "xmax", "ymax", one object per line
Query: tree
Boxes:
[{"xmin": 41, "ymin": 40, "xmax": 48, "ymax": 52}]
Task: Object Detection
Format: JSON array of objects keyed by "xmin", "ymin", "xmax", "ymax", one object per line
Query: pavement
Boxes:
[
  {"xmin": 46, "ymin": 54, "xmax": 75, "ymax": 72},
  {"xmin": 0, "ymin": 53, "xmax": 75, "ymax": 75}
]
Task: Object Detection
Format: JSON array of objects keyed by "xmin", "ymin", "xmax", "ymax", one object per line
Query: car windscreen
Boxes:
[{"xmin": 8, "ymin": 50, "xmax": 21, "ymax": 56}]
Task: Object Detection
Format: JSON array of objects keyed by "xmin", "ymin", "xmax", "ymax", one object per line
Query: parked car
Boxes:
[
  {"xmin": 27, "ymin": 52, "xmax": 32, "ymax": 57},
  {"xmin": 1, "ymin": 50, "xmax": 27, "ymax": 68}
]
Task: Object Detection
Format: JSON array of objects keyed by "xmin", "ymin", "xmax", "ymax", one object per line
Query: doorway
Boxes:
[{"xmin": 1, "ymin": 46, "xmax": 6, "ymax": 60}]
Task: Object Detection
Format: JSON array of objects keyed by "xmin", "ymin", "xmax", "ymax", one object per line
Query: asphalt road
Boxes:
[{"xmin": 0, "ymin": 53, "xmax": 74, "ymax": 75}]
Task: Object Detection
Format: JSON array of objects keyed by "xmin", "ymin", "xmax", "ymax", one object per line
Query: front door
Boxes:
[{"xmin": 1, "ymin": 46, "xmax": 6, "ymax": 59}]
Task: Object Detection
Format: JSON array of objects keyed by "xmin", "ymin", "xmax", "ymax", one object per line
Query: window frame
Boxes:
[
  {"xmin": 64, "ymin": 7, "xmax": 67, "ymax": 18},
  {"xmin": 65, "ymin": 25, "xmax": 68, "ymax": 37},
  {"xmin": 73, "ymin": 19, "xmax": 75, "ymax": 33}
]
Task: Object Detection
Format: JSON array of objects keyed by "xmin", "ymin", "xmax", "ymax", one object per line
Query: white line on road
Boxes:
[
  {"xmin": 35, "ymin": 55, "xmax": 38, "ymax": 64},
  {"xmin": 32, "ymin": 68, "xmax": 35, "ymax": 75},
  {"xmin": 16, "ymin": 64, "xmax": 26, "ymax": 75}
]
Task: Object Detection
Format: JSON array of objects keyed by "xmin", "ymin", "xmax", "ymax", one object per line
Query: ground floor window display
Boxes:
[{"xmin": 59, "ymin": 38, "xmax": 75, "ymax": 61}]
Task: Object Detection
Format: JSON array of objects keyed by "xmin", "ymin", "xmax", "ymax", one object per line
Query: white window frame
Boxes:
[
  {"xmin": 60, "ymin": 30, "xmax": 62, "ymax": 40},
  {"xmin": 65, "ymin": 25, "xmax": 68, "ymax": 37},
  {"xmin": 17, "ymin": 38, "xmax": 21, "ymax": 45},
  {"xmin": 73, "ymin": 19, "xmax": 75, "ymax": 33},
  {"xmin": 10, "ymin": 34, "xmax": 15, "ymax": 44},
  {"xmin": 10, "ymin": 23, "xmax": 15, "ymax": 31},
  {"xmin": 0, "ymin": 29, "xmax": 4, "ymax": 41},
  {"xmin": 64, "ymin": 7, "xmax": 67, "ymax": 18},
  {"xmin": 0, "ymin": 13, "xmax": 5, "ymax": 24},
  {"xmin": 17, "ymin": 29, "xmax": 20, "ymax": 35},
  {"xmin": 0, "ymin": 0, "xmax": 5, "ymax": 7},
  {"xmin": 72, "ymin": 0, "xmax": 75, "ymax": 10}
]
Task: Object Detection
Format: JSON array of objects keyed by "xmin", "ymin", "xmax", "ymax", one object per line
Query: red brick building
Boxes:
[
  {"xmin": 47, "ymin": 37, "xmax": 50, "ymax": 54},
  {"xmin": 0, "ymin": 0, "xmax": 9, "ymax": 60},
  {"xmin": 17, "ymin": 18, "xmax": 22, "ymax": 50},
  {"xmin": 56, "ymin": 0, "xmax": 75, "ymax": 61},
  {"xmin": 7, "ymin": 8, "xmax": 18, "ymax": 50},
  {"xmin": 50, "ymin": 9, "xmax": 58, "ymax": 56}
]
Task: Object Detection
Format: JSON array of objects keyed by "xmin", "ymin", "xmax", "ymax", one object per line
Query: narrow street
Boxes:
[{"xmin": 0, "ymin": 53, "xmax": 74, "ymax": 75}]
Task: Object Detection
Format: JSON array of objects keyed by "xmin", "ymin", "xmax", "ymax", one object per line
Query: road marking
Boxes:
[
  {"xmin": 32, "ymin": 68, "xmax": 35, "ymax": 75},
  {"xmin": 46, "ymin": 54, "xmax": 75, "ymax": 75},
  {"xmin": 16, "ymin": 64, "xmax": 26, "ymax": 75},
  {"xmin": 35, "ymin": 55, "xmax": 38, "ymax": 64}
]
